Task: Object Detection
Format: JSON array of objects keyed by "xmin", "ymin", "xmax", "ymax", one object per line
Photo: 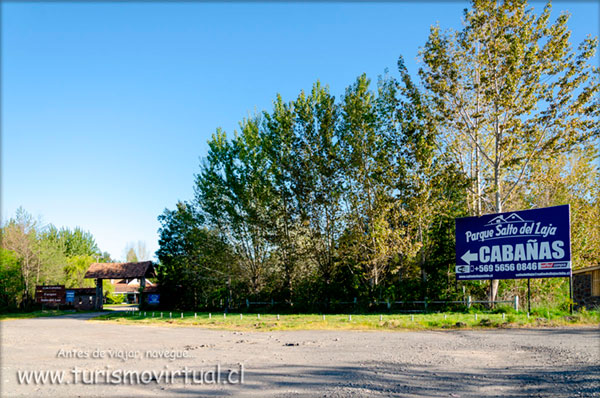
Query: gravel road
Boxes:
[{"xmin": 1, "ymin": 313, "xmax": 598, "ymax": 397}]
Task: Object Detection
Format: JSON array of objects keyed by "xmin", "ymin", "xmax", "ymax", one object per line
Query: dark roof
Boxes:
[
  {"xmin": 84, "ymin": 261, "xmax": 155, "ymax": 279},
  {"xmin": 572, "ymin": 265, "xmax": 600, "ymax": 274}
]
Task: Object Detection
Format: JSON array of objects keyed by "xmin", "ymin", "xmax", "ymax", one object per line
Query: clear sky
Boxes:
[{"xmin": 2, "ymin": 1, "xmax": 598, "ymax": 261}]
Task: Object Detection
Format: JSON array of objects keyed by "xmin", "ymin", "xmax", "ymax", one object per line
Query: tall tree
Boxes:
[
  {"xmin": 123, "ymin": 241, "xmax": 151, "ymax": 262},
  {"xmin": 293, "ymin": 82, "xmax": 345, "ymax": 306},
  {"xmin": 0, "ymin": 249, "xmax": 24, "ymax": 309},
  {"xmin": 157, "ymin": 202, "xmax": 235, "ymax": 309},
  {"xmin": 339, "ymin": 74, "xmax": 407, "ymax": 300},
  {"xmin": 1, "ymin": 208, "xmax": 42, "ymax": 304},
  {"xmin": 196, "ymin": 120, "xmax": 273, "ymax": 296},
  {"xmin": 418, "ymin": 0, "xmax": 599, "ymax": 300},
  {"xmin": 42, "ymin": 226, "xmax": 100, "ymax": 258},
  {"xmin": 262, "ymin": 95, "xmax": 304, "ymax": 301}
]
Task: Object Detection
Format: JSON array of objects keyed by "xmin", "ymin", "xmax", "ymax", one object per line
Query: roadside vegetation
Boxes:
[
  {"xmin": 93, "ymin": 308, "xmax": 600, "ymax": 331},
  {"xmin": 155, "ymin": 0, "xmax": 599, "ymax": 313},
  {"xmin": 2, "ymin": 0, "xmax": 599, "ymax": 316}
]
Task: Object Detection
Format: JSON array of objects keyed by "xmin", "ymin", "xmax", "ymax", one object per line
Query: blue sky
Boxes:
[{"xmin": 2, "ymin": 1, "xmax": 598, "ymax": 261}]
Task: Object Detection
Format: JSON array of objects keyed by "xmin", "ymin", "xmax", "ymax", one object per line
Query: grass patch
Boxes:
[{"xmin": 91, "ymin": 309, "xmax": 600, "ymax": 331}]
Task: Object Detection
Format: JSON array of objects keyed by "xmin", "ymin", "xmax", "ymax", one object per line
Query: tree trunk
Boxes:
[{"xmin": 491, "ymin": 163, "xmax": 502, "ymax": 305}]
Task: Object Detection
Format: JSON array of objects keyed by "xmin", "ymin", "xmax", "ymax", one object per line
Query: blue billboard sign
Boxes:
[
  {"xmin": 66, "ymin": 290, "xmax": 75, "ymax": 303},
  {"xmin": 148, "ymin": 294, "xmax": 160, "ymax": 304},
  {"xmin": 455, "ymin": 205, "xmax": 571, "ymax": 280}
]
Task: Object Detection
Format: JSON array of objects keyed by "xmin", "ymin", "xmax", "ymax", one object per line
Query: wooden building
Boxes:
[
  {"xmin": 109, "ymin": 278, "xmax": 158, "ymax": 304},
  {"xmin": 68, "ymin": 288, "xmax": 97, "ymax": 310},
  {"xmin": 573, "ymin": 265, "xmax": 600, "ymax": 310},
  {"xmin": 84, "ymin": 261, "xmax": 156, "ymax": 310}
]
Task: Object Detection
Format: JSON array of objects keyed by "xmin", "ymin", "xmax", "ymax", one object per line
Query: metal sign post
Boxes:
[
  {"xmin": 527, "ymin": 278, "xmax": 531, "ymax": 314},
  {"xmin": 569, "ymin": 275, "xmax": 573, "ymax": 314}
]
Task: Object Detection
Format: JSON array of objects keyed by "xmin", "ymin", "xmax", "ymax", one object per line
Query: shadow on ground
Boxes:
[{"xmin": 149, "ymin": 361, "xmax": 600, "ymax": 397}]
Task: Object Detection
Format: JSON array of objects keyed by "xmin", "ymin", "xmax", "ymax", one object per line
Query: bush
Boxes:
[{"xmin": 106, "ymin": 293, "xmax": 124, "ymax": 304}]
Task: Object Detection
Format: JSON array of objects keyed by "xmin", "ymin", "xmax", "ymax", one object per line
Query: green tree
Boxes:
[
  {"xmin": 418, "ymin": 0, "xmax": 599, "ymax": 300},
  {"xmin": 64, "ymin": 255, "xmax": 96, "ymax": 288},
  {"xmin": 42, "ymin": 226, "xmax": 100, "ymax": 258},
  {"xmin": 261, "ymin": 95, "xmax": 305, "ymax": 302},
  {"xmin": 338, "ymin": 74, "xmax": 408, "ymax": 301},
  {"xmin": 123, "ymin": 241, "xmax": 151, "ymax": 262},
  {"xmin": 1, "ymin": 208, "xmax": 42, "ymax": 304},
  {"xmin": 196, "ymin": 118, "xmax": 275, "ymax": 297},
  {"xmin": 0, "ymin": 249, "xmax": 24, "ymax": 309},
  {"xmin": 293, "ymin": 82, "xmax": 345, "ymax": 306},
  {"xmin": 157, "ymin": 201, "xmax": 235, "ymax": 310}
]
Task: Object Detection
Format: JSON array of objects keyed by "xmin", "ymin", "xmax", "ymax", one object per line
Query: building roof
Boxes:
[
  {"xmin": 572, "ymin": 265, "xmax": 600, "ymax": 275},
  {"xmin": 84, "ymin": 261, "xmax": 155, "ymax": 279}
]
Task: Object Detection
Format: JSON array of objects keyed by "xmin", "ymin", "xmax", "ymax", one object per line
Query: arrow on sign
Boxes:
[{"xmin": 461, "ymin": 250, "xmax": 478, "ymax": 265}]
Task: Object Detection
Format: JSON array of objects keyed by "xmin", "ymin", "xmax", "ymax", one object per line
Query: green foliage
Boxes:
[
  {"xmin": 106, "ymin": 293, "xmax": 124, "ymax": 304},
  {"xmin": 157, "ymin": 1, "xmax": 599, "ymax": 311},
  {"xmin": 157, "ymin": 202, "xmax": 237, "ymax": 310},
  {"xmin": 42, "ymin": 226, "xmax": 100, "ymax": 258},
  {"xmin": 1, "ymin": 207, "xmax": 107, "ymax": 309},
  {"xmin": 126, "ymin": 248, "xmax": 138, "ymax": 263},
  {"xmin": 64, "ymin": 255, "xmax": 96, "ymax": 288},
  {"xmin": 0, "ymin": 249, "xmax": 24, "ymax": 309}
]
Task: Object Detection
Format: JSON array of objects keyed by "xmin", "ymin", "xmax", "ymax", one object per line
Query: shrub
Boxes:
[{"xmin": 106, "ymin": 293, "xmax": 124, "ymax": 304}]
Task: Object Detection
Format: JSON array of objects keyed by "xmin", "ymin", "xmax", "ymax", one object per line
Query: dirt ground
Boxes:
[{"xmin": 1, "ymin": 313, "xmax": 598, "ymax": 397}]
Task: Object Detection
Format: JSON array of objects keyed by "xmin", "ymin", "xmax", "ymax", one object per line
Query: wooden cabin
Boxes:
[{"xmin": 573, "ymin": 265, "xmax": 600, "ymax": 310}]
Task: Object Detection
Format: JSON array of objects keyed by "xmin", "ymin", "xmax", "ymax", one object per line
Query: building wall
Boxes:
[
  {"xmin": 573, "ymin": 272, "xmax": 600, "ymax": 310},
  {"xmin": 73, "ymin": 294, "xmax": 96, "ymax": 310}
]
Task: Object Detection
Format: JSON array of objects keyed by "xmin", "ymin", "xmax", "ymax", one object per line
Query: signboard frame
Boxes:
[
  {"xmin": 455, "ymin": 205, "xmax": 572, "ymax": 281},
  {"xmin": 35, "ymin": 285, "xmax": 66, "ymax": 305},
  {"xmin": 147, "ymin": 293, "xmax": 160, "ymax": 305}
]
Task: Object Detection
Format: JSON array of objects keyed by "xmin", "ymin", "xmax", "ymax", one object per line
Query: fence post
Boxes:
[
  {"xmin": 514, "ymin": 295, "xmax": 519, "ymax": 312},
  {"xmin": 467, "ymin": 296, "xmax": 472, "ymax": 309},
  {"xmin": 246, "ymin": 299, "xmax": 250, "ymax": 309},
  {"xmin": 424, "ymin": 297, "xmax": 428, "ymax": 313}
]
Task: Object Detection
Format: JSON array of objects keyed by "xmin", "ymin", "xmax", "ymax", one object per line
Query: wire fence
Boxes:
[
  {"xmin": 232, "ymin": 296, "xmax": 520, "ymax": 313},
  {"xmin": 134, "ymin": 296, "xmax": 520, "ymax": 313}
]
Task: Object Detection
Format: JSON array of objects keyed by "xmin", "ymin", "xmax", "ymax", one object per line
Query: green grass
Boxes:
[
  {"xmin": 0, "ymin": 309, "xmax": 99, "ymax": 321},
  {"xmin": 91, "ymin": 309, "xmax": 600, "ymax": 331}
]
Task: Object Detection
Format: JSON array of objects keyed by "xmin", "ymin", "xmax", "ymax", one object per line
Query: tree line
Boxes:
[
  {"xmin": 0, "ymin": 208, "xmax": 158, "ymax": 310},
  {"xmin": 157, "ymin": 1, "xmax": 599, "ymax": 311},
  {"xmin": 0, "ymin": 207, "xmax": 112, "ymax": 310}
]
